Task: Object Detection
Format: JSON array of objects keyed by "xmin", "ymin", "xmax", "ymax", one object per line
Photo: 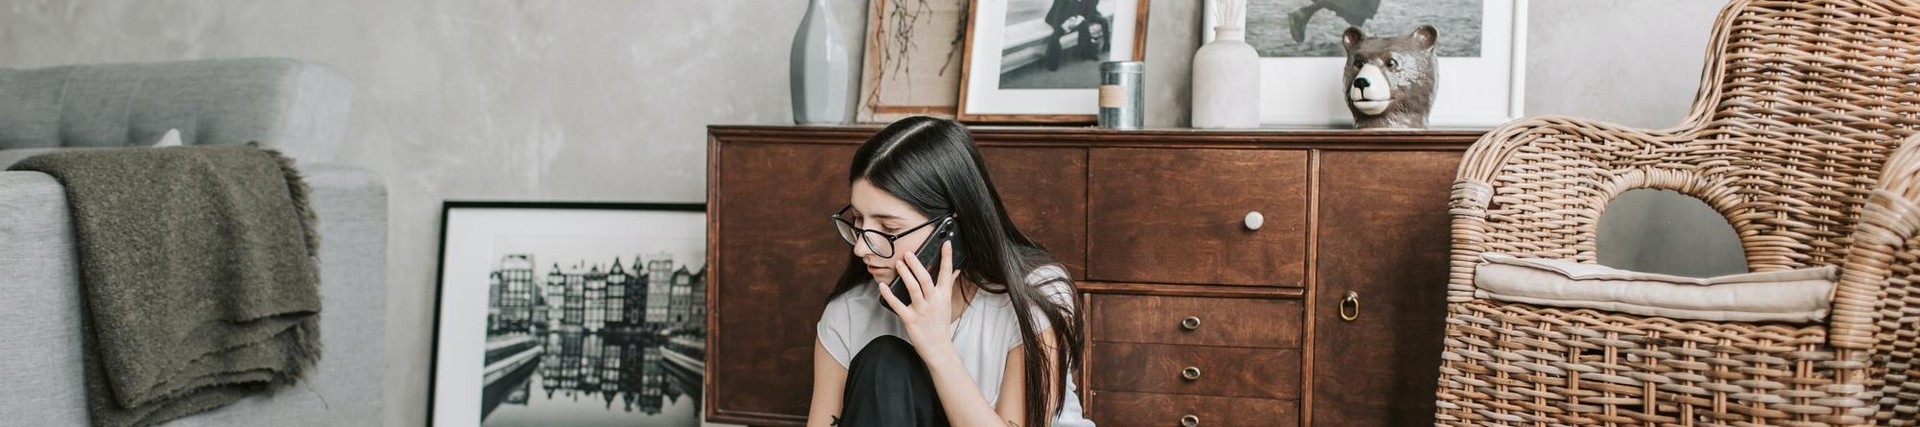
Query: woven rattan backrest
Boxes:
[
  {"xmin": 1482, "ymin": 0, "xmax": 1920, "ymax": 271},
  {"xmin": 1687, "ymin": 0, "xmax": 1920, "ymax": 270}
]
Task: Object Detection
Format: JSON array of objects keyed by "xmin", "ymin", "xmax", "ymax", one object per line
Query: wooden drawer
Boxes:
[
  {"xmin": 1090, "ymin": 294, "xmax": 1301, "ymax": 348},
  {"xmin": 1087, "ymin": 148, "xmax": 1309, "ymax": 286},
  {"xmin": 1090, "ymin": 392, "xmax": 1299, "ymax": 427},
  {"xmin": 1089, "ymin": 342, "xmax": 1301, "ymax": 399}
]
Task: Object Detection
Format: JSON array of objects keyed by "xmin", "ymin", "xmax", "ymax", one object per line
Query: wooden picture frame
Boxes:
[{"xmin": 957, "ymin": 0, "xmax": 1152, "ymax": 123}]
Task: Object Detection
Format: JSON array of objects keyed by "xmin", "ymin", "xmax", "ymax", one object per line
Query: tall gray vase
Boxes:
[{"xmin": 791, "ymin": 0, "xmax": 858, "ymax": 124}]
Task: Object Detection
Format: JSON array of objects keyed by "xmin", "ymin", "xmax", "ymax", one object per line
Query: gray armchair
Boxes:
[{"xmin": 0, "ymin": 58, "xmax": 385, "ymax": 426}]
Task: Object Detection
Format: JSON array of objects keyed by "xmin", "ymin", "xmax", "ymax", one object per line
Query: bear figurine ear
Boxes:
[
  {"xmin": 1342, "ymin": 27, "xmax": 1367, "ymax": 52},
  {"xmin": 1411, "ymin": 25, "xmax": 1438, "ymax": 50}
]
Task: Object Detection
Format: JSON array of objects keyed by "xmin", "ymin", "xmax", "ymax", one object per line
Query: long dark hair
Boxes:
[{"xmin": 827, "ymin": 116, "xmax": 1081, "ymax": 426}]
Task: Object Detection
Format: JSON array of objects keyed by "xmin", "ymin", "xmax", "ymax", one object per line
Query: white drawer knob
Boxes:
[{"xmin": 1243, "ymin": 211, "xmax": 1264, "ymax": 231}]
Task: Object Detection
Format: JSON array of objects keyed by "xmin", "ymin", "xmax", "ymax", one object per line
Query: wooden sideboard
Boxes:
[{"xmin": 705, "ymin": 125, "xmax": 1479, "ymax": 426}]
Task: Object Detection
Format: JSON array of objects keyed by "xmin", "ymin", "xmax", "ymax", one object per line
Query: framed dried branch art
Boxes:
[{"xmin": 856, "ymin": 0, "xmax": 972, "ymax": 122}]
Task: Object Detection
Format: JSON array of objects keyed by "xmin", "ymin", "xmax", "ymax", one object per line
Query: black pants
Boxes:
[{"xmin": 839, "ymin": 335, "xmax": 949, "ymax": 427}]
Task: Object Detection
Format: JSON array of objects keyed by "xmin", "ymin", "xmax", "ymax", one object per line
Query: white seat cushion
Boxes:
[{"xmin": 1473, "ymin": 252, "xmax": 1837, "ymax": 323}]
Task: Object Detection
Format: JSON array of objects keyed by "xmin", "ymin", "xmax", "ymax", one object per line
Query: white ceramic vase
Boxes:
[
  {"xmin": 790, "ymin": 0, "xmax": 857, "ymax": 124},
  {"xmin": 1191, "ymin": 25, "xmax": 1260, "ymax": 129}
]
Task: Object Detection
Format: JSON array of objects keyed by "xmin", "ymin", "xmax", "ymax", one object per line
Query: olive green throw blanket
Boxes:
[{"xmin": 9, "ymin": 145, "xmax": 322, "ymax": 427}]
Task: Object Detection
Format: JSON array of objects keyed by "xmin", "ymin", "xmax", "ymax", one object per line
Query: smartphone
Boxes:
[{"xmin": 887, "ymin": 216, "xmax": 962, "ymax": 306}]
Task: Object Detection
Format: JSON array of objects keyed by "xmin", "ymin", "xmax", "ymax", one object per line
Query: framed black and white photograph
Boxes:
[
  {"xmin": 958, "ymin": 0, "xmax": 1150, "ymax": 123},
  {"xmin": 429, "ymin": 202, "xmax": 709, "ymax": 427},
  {"xmin": 1206, "ymin": 0, "xmax": 1524, "ymax": 127}
]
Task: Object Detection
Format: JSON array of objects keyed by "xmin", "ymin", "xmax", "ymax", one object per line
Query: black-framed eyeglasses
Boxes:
[{"xmin": 831, "ymin": 205, "xmax": 949, "ymax": 258}]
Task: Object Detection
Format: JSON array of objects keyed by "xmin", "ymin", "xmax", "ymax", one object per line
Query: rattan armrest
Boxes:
[{"xmin": 1830, "ymin": 134, "xmax": 1920, "ymax": 349}]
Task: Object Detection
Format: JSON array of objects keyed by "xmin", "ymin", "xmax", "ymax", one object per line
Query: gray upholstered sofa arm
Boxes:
[
  {"xmin": 0, "ymin": 171, "xmax": 85, "ymax": 425},
  {"xmin": 0, "ymin": 164, "xmax": 386, "ymax": 426}
]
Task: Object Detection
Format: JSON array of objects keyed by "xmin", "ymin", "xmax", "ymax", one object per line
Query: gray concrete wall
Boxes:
[
  {"xmin": 1524, "ymin": 0, "xmax": 1746, "ymax": 276},
  {"xmin": 1526, "ymin": 0, "xmax": 1724, "ymax": 129},
  {"xmin": 0, "ymin": 0, "xmax": 1737, "ymax": 426},
  {"xmin": 0, "ymin": 1, "xmax": 840, "ymax": 425}
]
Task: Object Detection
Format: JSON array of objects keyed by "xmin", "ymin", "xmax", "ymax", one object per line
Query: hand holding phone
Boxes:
[
  {"xmin": 888, "ymin": 216, "xmax": 961, "ymax": 306},
  {"xmin": 875, "ymin": 221, "xmax": 968, "ymax": 348}
]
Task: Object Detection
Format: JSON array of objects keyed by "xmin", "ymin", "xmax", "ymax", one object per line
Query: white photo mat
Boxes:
[
  {"xmin": 959, "ymin": 0, "xmax": 1146, "ymax": 120},
  {"xmin": 1204, "ymin": 0, "xmax": 1526, "ymax": 128}
]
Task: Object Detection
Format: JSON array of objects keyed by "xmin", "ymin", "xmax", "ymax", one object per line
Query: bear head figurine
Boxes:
[{"xmin": 1341, "ymin": 25, "xmax": 1438, "ymax": 129}]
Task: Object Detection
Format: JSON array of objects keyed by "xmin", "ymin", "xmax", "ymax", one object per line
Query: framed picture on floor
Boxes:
[
  {"xmin": 428, "ymin": 201, "xmax": 710, "ymax": 427},
  {"xmin": 1204, "ymin": 0, "xmax": 1525, "ymax": 127},
  {"xmin": 958, "ymin": 0, "xmax": 1152, "ymax": 123}
]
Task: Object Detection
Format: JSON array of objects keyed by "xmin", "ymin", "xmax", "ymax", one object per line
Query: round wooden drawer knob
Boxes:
[
  {"xmin": 1244, "ymin": 211, "xmax": 1265, "ymax": 231},
  {"xmin": 1181, "ymin": 414, "xmax": 1200, "ymax": 427},
  {"xmin": 1180, "ymin": 316, "xmax": 1201, "ymax": 330},
  {"xmin": 1182, "ymin": 366, "xmax": 1201, "ymax": 380}
]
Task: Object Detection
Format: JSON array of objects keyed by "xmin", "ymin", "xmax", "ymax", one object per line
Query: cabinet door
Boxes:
[
  {"xmin": 710, "ymin": 141, "xmax": 856, "ymax": 425},
  {"xmin": 1310, "ymin": 150, "xmax": 1458, "ymax": 427},
  {"xmin": 708, "ymin": 140, "xmax": 1086, "ymax": 425}
]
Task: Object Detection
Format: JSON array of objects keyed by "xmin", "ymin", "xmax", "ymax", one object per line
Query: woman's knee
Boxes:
[
  {"xmin": 848, "ymin": 335, "xmax": 920, "ymax": 374},
  {"xmin": 851, "ymin": 335, "xmax": 914, "ymax": 362}
]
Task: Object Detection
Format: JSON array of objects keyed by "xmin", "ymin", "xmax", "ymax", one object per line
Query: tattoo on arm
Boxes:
[{"xmin": 1006, "ymin": 420, "xmax": 1020, "ymax": 427}]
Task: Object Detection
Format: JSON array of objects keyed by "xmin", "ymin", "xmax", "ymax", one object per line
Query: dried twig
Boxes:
[{"xmin": 940, "ymin": 0, "xmax": 968, "ymax": 76}]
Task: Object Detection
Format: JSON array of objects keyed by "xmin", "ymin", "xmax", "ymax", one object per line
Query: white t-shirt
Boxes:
[{"xmin": 817, "ymin": 265, "xmax": 1095, "ymax": 427}]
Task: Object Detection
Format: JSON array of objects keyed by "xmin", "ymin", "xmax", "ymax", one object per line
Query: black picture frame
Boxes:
[{"xmin": 427, "ymin": 201, "xmax": 709, "ymax": 427}]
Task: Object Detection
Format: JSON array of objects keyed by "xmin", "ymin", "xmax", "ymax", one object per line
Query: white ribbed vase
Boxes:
[{"xmin": 1191, "ymin": 26, "xmax": 1261, "ymax": 129}]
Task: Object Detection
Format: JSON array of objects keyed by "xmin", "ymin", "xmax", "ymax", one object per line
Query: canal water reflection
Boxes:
[{"xmin": 483, "ymin": 330, "xmax": 703, "ymax": 427}]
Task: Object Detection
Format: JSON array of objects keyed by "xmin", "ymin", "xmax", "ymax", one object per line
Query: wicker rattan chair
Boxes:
[{"xmin": 1432, "ymin": 0, "xmax": 1920, "ymax": 425}]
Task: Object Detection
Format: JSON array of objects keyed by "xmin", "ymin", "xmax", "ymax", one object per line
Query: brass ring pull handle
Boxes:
[
  {"xmin": 1340, "ymin": 291, "xmax": 1360, "ymax": 321},
  {"xmin": 1180, "ymin": 415, "xmax": 1200, "ymax": 427},
  {"xmin": 1182, "ymin": 366, "xmax": 1201, "ymax": 380},
  {"xmin": 1180, "ymin": 316, "xmax": 1201, "ymax": 330}
]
